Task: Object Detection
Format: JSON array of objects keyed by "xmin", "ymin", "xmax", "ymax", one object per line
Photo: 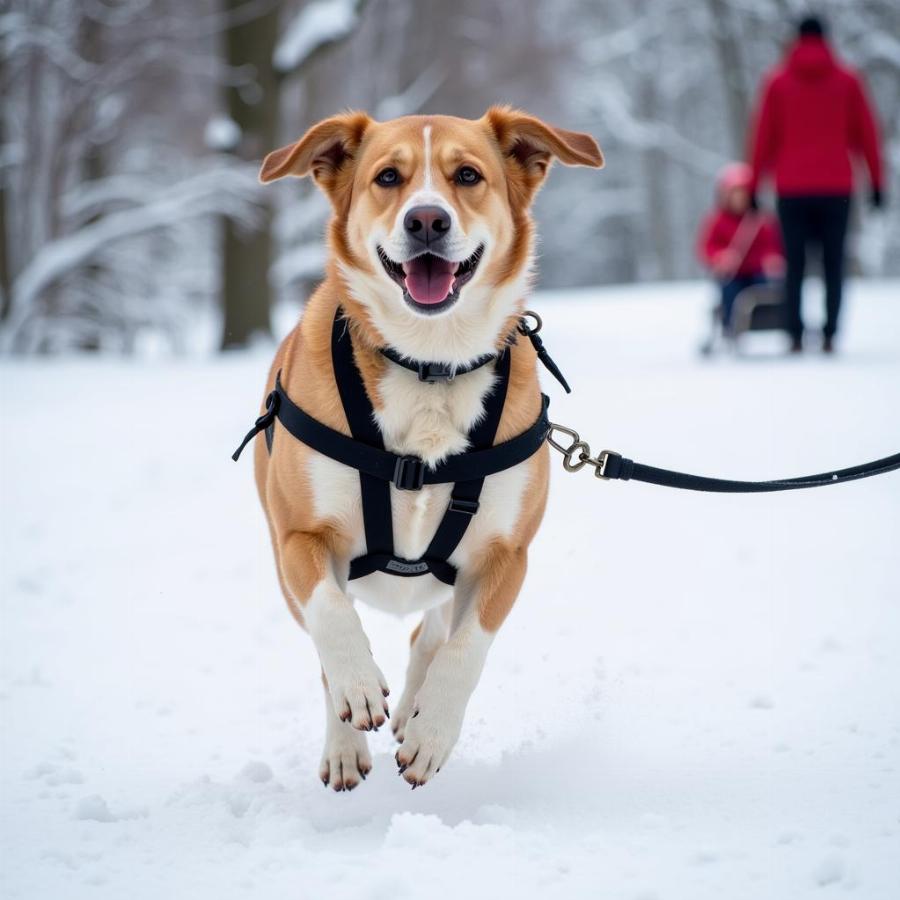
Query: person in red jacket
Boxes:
[
  {"xmin": 749, "ymin": 15, "xmax": 885, "ymax": 353},
  {"xmin": 697, "ymin": 162, "xmax": 784, "ymax": 332}
]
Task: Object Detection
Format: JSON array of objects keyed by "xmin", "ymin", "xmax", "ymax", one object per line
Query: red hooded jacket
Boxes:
[{"xmin": 749, "ymin": 36, "xmax": 883, "ymax": 196}]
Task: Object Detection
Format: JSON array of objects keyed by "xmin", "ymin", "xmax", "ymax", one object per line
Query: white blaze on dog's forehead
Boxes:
[{"xmin": 423, "ymin": 124, "xmax": 433, "ymax": 191}]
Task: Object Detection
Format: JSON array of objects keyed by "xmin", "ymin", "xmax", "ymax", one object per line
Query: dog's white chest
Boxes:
[{"xmin": 374, "ymin": 366, "xmax": 495, "ymax": 463}]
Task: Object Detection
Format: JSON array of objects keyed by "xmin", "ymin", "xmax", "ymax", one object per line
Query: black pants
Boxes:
[{"xmin": 777, "ymin": 195, "xmax": 851, "ymax": 340}]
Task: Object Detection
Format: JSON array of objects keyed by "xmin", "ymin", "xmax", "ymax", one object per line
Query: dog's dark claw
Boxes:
[{"xmin": 398, "ymin": 763, "xmax": 408, "ymax": 774}]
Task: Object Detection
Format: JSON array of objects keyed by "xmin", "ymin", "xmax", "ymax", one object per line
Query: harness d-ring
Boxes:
[{"xmin": 518, "ymin": 310, "xmax": 543, "ymax": 336}]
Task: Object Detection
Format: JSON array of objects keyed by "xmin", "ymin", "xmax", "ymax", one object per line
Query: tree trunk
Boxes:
[
  {"xmin": 220, "ymin": 0, "xmax": 279, "ymax": 350},
  {"xmin": 705, "ymin": 0, "xmax": 751, "ymax": 158},
  {"xmin": 75, "ymin": 12, "xmax": 105, "ymax": 350},
  {"xmin": 0, "ymin": 81, "xmax": 10, "ymax": 323}
]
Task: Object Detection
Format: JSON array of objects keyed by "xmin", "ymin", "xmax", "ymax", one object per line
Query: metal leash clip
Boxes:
[{"xmin": 547, "ymin": 422, "xmax": 619, "ymax": 479}]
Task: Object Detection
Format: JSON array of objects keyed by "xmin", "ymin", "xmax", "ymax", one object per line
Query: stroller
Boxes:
[
  {"xmin": 700, "ymin": 279, "xmax": 786, "ymax": 355},
  {"xmin": 697, "ymin": 162, "xmax": 788, "ymax": 355},
  {"xmin": 698, "ymin": 202, "xmax": 787, "ymax": 355}
]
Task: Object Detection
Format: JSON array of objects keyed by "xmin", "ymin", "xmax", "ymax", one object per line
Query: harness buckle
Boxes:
[
  {"xmin": 393, "ymin": 455, "xmax": 426, "ymax": 490},
  {"xmin": 448, "ymin": 497, "xmax": 480, "ymax": 516},
  {"xmin": 418, "ymin": 362, "xmax": 454, "ymax": 383}
]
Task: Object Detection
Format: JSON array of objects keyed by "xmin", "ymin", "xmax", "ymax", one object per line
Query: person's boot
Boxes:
[
  {"xmin": 790, "ymin": 335, "xmax": 803, "ymax": 354},
  {"xmin": 823, "ymin": 335, "xmax": 835, "ymax": 354}
]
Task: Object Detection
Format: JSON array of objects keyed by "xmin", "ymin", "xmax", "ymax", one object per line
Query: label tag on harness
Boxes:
[{"xmin": 385, "ymin": 559, "xmax": 431, "ymax": 575}]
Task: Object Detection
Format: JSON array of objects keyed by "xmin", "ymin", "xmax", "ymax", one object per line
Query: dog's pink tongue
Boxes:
[{"xmin": 402, "ymin": 256, "xmax": 458, "ymax": 304}]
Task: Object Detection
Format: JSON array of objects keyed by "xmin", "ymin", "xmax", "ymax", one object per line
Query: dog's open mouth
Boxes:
[{"xmin": 378, "ymin": 246, "xmax": 484, "ymax": 314}]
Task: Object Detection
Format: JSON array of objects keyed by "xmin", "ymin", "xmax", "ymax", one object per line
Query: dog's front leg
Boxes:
[
  {"xmin": 280, "ymin": 532, "xmax": 390, "ymax": 733},
  {"xmin": 395, "ymin": 543, "xmax": 526, "ymax": 788}
]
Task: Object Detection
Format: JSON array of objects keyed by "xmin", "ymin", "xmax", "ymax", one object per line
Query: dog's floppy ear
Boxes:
[
  {"xmin": 259, "ymin": 111, "xmax": 372, "ymax": 198},
  {"xmin": 484, "ymin": 105, "xmax": 603, "ymax": 203}
]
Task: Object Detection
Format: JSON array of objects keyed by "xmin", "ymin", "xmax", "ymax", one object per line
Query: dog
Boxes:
[{"xmin": 252, "ymin": 107, "xmax": 603, "ymax": 790}]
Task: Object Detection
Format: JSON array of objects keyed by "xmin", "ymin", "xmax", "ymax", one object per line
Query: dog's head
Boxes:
[{"xmin": 261, "ymin": 107, "xmax": 602, "ymax": 360}]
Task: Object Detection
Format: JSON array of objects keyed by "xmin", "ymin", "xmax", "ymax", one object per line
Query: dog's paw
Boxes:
[
  {"xmin": 324, "ymin": 655, "xmax": 390, "ymax": 732},
  {"xmin": 319, "ymin": 728, "xmax": 372, "ymax": 792},
  {"xmin": 395, "ymin": 704, "xmax": 463, "ymax": 788}
]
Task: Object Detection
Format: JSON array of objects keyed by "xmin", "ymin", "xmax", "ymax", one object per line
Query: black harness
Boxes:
[{"xmin": 232, "ymin": 309, "xmax": 551, "ymax": 586}]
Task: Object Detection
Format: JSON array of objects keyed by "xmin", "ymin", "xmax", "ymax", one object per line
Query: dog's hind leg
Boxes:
[
  {"xmin": 392, "ymin": 602, "xmax": 452, "ymax": 743},
  {"xmin": 319, "ymin": 671, "xmax": 373, "ymax": 792}
]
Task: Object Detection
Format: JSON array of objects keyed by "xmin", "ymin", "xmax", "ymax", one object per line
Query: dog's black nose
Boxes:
[{"xmin": 404, "ymin": 205, "xmax": 451, "ymax": 246}]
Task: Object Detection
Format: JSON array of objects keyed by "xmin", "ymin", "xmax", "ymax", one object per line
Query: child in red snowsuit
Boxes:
[{"xmin": 697, "ymin": 163, "xmax": 784, "ymax": 331}]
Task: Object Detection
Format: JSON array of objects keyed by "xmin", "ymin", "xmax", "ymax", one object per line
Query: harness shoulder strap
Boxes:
[
  {"xmin": 330, "ymin": 311, "xmax": 395, "ymax": 563},
  {"xmin": 422, "ymin": 347, "xmax": 511, "ymax": 571}
]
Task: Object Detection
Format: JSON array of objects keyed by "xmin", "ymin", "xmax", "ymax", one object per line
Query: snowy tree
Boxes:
[
  {"xmin": 0, "ymin": 0, "xmax": 261, "ymax": 353},
  {"xmin": 1, "ymin": 0, "xmax": 896, "ymax": 355}
]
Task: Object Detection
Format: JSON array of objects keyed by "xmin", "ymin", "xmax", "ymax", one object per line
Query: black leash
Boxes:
[{"xmin": 547, "ymin": 423, "xmax": 900, "ymax": 492}]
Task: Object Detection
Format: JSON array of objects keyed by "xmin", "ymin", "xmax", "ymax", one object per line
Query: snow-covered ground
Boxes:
[{"xmin": 2, "ymin": 280, "xmax": 899, "ymax": 900}]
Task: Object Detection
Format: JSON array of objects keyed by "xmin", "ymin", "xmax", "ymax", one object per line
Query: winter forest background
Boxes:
[{"xmin": 2, "ymin": 0, "xmax": 898, "ymax": 354}]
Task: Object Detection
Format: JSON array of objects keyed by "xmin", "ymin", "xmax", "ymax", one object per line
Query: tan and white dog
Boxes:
[{"xmin": 253, "ymin": 107, "xmax": 603, "ymax": 790}]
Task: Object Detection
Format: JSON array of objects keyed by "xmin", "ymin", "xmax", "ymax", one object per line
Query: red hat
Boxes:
[{"xmin": 716, "ymin": 162, "xmax": 752, "ymax": 197}]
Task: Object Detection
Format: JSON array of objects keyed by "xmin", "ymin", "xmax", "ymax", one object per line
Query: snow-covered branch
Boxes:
[
  {"xmin": 0, "ymin": 14, "xmax": 98, "ymax": 81},
  {"xmin": 273, "ymin": 0, "xmax": 366, "ymax": 75},
  {"xmin": 577, "ymin": 80, "xmax": 726, "ymax": 174},
  {"xmin": 3, "ymin": 167, "xmax": 262, "ymax": 350}
]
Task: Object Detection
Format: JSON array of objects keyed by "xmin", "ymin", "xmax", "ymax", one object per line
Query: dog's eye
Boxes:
[
  {"xmin": 375, "ymin": 167, "xmax": 402, "ymax": 187},
  {"xmin": 455, "ymin": 166, "xmax": 482, "ymax": 186}
]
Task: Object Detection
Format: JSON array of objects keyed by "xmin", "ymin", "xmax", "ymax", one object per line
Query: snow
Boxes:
[
  {"xmin": 273, "ymin": 0, "xmax": 361, "ymax": 74},
  {"xmin": 2, "ymin": 279, "xmax": 899, "ymax": 899},
  {"xmin": 204, "ymin": 116, "xmax": 242, "ymax": 153}
]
